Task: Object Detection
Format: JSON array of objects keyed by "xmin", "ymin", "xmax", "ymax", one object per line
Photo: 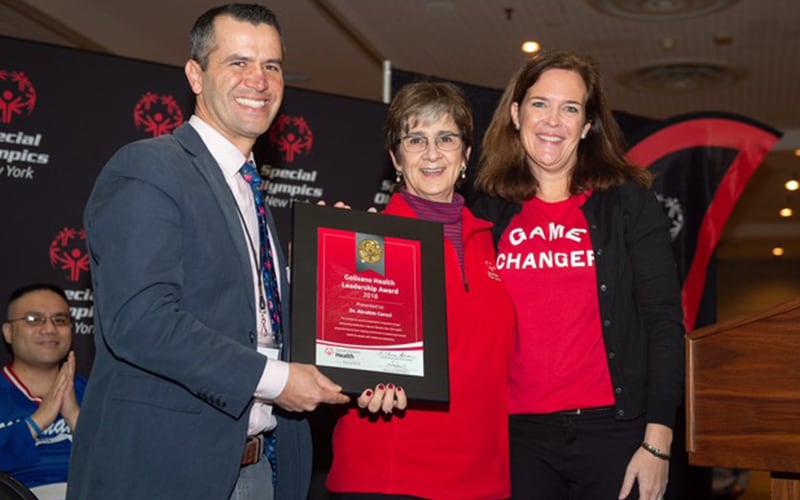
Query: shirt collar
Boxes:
[{"xmin": 188, "ymin": 115, "xmax": 255, "ymax": 178}]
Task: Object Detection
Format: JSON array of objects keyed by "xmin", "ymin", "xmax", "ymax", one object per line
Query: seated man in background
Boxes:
[{"xmin": 0, "ymin": 283, "xmax": 85, "ymax": 497}]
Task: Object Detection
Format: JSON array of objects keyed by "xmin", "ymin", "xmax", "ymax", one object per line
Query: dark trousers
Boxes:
[{"xmin": 509, "ymin": 407, "xmax": 645, "ymax": 500}]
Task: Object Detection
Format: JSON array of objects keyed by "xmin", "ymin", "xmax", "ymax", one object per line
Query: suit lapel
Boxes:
[{"xmin": 172, "ymin": 124, "xmax": 256, "ymax": 318}]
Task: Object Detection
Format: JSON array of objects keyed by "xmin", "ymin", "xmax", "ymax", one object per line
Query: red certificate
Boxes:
[
  {"xmin": 290, "ymin": 202, "xmax": 449, "ymax": 403},
  {"xmin": 316, "ymin": 228, "xmax": 424, "ymax": 376}
]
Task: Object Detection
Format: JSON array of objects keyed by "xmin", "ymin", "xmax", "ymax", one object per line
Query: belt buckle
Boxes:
[
  {"xmin": 557, "ymin": 405, "xmax": 613, "ymax": 416},
  {"xmin": 241, "ymin": 435, "xmax": 263, "ymax": 466}
]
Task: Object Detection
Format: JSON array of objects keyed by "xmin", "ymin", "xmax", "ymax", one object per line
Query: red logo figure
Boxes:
[
  {"xmin": 49, "ymin": 228, "xmax": 90, "ymax": 282},
  {"xmin": 133, "ymin": 92, "xmax": 184, "ymax": 137},
  {"xmin": 268, "ymin": 114, "xmax": 313, "ymax": 163},
  {"xmin": 0, "ymin": 69, "xmax": 37, "ymax": 124}
]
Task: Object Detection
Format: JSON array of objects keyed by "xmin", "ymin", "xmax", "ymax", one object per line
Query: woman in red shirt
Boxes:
[
  {"xmin": 326, "ymin": 81, "xmax": 516, "ymax": 500},
  {"xmin": 473, "ymin": 50, "xmax": 684, "ymax": 500}
]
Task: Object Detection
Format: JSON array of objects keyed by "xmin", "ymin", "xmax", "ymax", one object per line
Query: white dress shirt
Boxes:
[{"xmin": 189, "ymin": 116, "xmax": 289, "ymax": 434}]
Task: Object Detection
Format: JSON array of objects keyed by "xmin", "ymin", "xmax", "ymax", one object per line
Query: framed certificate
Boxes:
[{"xmin": 290, "ymin": 202, "xmax": 449, "ymax": 403}]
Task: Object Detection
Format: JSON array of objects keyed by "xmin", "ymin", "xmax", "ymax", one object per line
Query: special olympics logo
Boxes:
[
  {"xmin": 0, "ymin": 69, "xmax": 37, "ymax": 124},
  {"xmin": 325, "ymin": 347, "xmax": 334, "ymax": 357},
  {"xmin": 49, "ymin": 228, "xmax": 90, "ymax": 282},
  {"xmin": 268, "ymin": 114, "xmax": 313, "ymax": 163},
  {"xmin": 655, "ymin": 192, "xmax": 685, "ymax": 242},
  {"xmin": 133, "ymin": 92, "xmax": 184, "ymax": 137}
]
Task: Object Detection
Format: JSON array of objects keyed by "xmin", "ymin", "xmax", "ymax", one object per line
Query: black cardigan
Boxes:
[{"xmin": 472, "ymin": 183, "xmax": 685, "ymax": 429}]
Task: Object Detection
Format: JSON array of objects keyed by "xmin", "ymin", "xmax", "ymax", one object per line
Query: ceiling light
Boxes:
[
  {"xmin": 772, "ymin": 247, "xmax": 785, "ymax": 257},
  {"xmin": 617, "ymin": 58, "xmax": 746, "ymax": 93},
  {"xmin": 779, "ymin": 207, "xmax": 793, "ymax": 218},
  {"xmin": 521, "ymin": 41, "xmax": 541, "ymax": 54},
  {"xmin": 786, "ymin": 179, "xmax": 800, "ymax": 191},
  {"xmin": 586, "ymin": 0, "xmax": 740, "ymax": 21}
]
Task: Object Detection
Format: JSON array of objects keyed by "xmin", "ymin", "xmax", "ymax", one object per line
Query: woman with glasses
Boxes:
[
  {"xmin": 473, "ymin": 50, "xmax": 684, "ymax": 500},
  {"xmin": 326, "ymin": 81, "xmax": 516, "ymax": 499}
]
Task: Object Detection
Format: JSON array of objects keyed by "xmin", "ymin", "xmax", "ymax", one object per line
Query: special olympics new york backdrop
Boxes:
[{"xmin": 0, "ymin": 36, "xmax": 392, "ymax": 375}]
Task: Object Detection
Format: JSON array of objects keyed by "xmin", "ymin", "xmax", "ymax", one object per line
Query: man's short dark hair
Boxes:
[
  {"xmin": 6, "ymin": 283, "xmax": 69, "ymax": 319},
  {"xmin": 190, "ymin": 3, "xmax": 283, "ymax": 70}
]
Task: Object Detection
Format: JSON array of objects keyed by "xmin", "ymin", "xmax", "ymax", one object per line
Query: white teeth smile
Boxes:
[
  {"xmin": 236, "ymin": 97, "xmax": 266, "ymax": 108},
  {"xmin": 420, "ymin": 167, "xmax": 445, "ymax": 175},
  {"xmin": 537, "ymin": 134, "xmax": 562, "ymax": 143}
]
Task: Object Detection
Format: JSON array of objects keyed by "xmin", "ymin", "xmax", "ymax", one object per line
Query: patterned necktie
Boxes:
[
  {"xmin": 239, "ymin": 161, "xmax": 283, "ymax": 338},
  {"xmin": 239, "ymin": 161, "xmax": 280, "ymax": 488}
]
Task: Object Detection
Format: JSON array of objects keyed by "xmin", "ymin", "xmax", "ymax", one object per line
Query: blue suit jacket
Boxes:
[{"xmin": 68, "ymin": 123, "xmax": 311, "ymax": 499}]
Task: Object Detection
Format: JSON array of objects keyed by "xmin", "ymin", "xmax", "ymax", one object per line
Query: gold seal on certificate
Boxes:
[
  {"xmin": 357, "ymin": 238, "xmax": 382, "ymax": 264},
  {"xmin": 290, "ymin": 202, "xmax": 450, "ymax": 403}
]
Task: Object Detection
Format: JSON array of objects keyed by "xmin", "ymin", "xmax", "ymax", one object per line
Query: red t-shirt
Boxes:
[{"xmin": 497, "ymin": 193, "xmax": 614, "ymax": 414}]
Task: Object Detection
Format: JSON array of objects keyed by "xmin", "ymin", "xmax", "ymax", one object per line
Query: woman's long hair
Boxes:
[{"xmin": 475, "ymin": 50, "xmax": 650, "ymax": 202}]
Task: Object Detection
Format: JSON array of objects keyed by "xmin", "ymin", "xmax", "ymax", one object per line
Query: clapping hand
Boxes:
[{"xmin": 29, "ymin": 351, "xmax": 79, "ymax": 437}]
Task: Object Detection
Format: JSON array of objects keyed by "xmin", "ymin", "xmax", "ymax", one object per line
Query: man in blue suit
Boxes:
[{"xmin": 67, "ymin": 4, "xmax": 349, "ymax": 499}]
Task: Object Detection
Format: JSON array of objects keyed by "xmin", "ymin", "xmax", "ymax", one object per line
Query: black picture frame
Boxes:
[{"xmin": 290, "ymin": 202, "xmax": 449, "ymax": 403}]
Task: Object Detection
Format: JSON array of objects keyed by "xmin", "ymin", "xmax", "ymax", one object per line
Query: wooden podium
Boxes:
[{"xmin": 687, "ymin": 299, "xmax": 800, "ymax": 499}]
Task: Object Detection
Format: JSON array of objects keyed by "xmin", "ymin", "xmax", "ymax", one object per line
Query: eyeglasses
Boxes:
[
  {"xmin": 399, "ymin": 133, "xmax": 463, "ymax": 153},
  {"xmin": 7, "ymin": 312, "xmax": 72, "ymax": 327}
]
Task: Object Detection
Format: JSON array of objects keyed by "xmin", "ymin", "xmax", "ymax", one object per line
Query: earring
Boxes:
[
  {"xmin": 460, "ymin": 166, "xmax": 467, "ymax": 180},
  {"xmin": 514, "ymin": 123, "xmax": 520, "ymax": 131},
  {"xmin": 395, "ymin": 170, "xmax": 402, "ymax": 184},
  {"xmin": 581, "ymin": 132, "xmax": 587, "ymax": 139}
]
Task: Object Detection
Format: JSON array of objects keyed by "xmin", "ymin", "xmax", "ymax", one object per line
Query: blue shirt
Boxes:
[{"xmin": 0, "ymin": 365, "xmax": 88, "ymax": 488}]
